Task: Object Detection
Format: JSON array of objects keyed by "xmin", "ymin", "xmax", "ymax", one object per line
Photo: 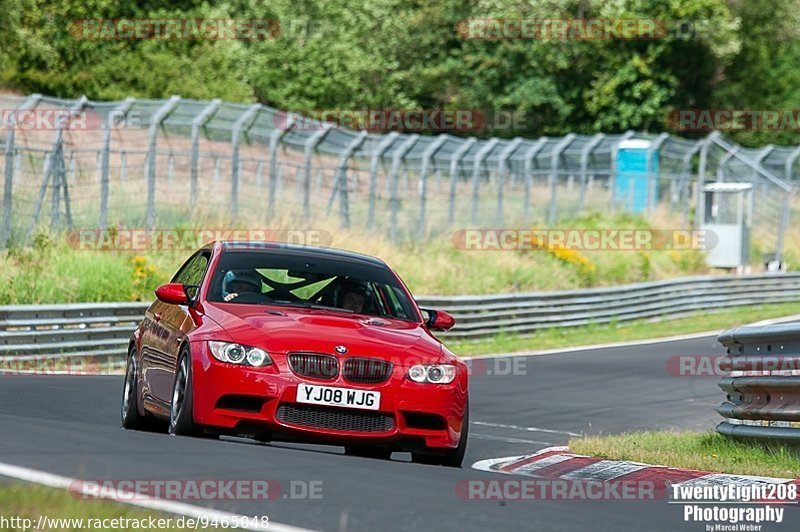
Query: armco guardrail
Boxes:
[
  {"xmin": 717, "ymin": 323, "xmax": 800, "ymax": 442},
  {"xmin": 2, "ymin": 274, "xmax": 800, "ymax": 362}
]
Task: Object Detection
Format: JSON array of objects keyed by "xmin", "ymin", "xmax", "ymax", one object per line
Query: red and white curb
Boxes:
[{"xmin": 472, "ymin": 446, "xmax": 800, "ymax": 494}]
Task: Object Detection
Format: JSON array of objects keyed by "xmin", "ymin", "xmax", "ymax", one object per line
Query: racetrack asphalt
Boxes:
[{"xmin": 1, "ymin": 334, "xmax": 796, "ymax": 531}]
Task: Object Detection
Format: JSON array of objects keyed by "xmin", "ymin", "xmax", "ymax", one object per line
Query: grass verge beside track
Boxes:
[
  {"xmin": 0, "ymin": 483, "xmax": 220, "ymax": 530},
  {"xmin": 446, "ymin": 302, "xmax": 800, "ymax": 356},
  {"xmin": 569, "ymin": 431, "xmax": 800, "ymax": 478}
]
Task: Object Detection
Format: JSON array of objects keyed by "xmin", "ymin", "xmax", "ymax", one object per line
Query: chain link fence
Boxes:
[{"xmin": 0, "ymin": 94, "xmax": 797, "ymax": 259}]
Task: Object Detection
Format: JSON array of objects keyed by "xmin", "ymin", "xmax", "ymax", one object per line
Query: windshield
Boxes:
[{"xmin": 207, "ymin": 250, "xmax": 418, "ymax": 321}]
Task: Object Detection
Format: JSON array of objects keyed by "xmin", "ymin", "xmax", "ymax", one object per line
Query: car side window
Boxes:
[{"xmin": 172, "ymin": 252, "xmax": 210, "ymax": 300}]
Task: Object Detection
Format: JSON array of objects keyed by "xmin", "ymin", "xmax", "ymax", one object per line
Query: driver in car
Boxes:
[
  {"xmin": 338, "ymin": 280, "xmax": 369, "ymax": 313},
  {"xmin": 222, "ymin": 270, "xmax": 262, "ymax": 301}
]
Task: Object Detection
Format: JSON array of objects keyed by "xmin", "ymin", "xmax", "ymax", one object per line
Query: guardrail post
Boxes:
[
  {"xmin": 230, "ymin": 104, "xmax": 261, "ymax": 220},
  {"xmin": 448, "ymin": 138, "xmax": 477, "ymax": 226},
  {"xmin": 496, "ymin": 138, "xmax": 522, "ymax": 225},
  {"xmin": 577, "ymin": 133, "xmax": 604, "ymax": 212},
  {"xmin": 329, "ymin": 131, "xmax": 367, "ymax": 229},
  {"xmin": 470, "ymin": 138, "xmax": 499, "ymax": 225},
  {"xmin": 388, "ymin": 135, "xmax": 419, "ymax": 241},
  {"xmin": 99, "ymin": 98, "xmax": 134, "ymax": 230},
  {"xmin": 366, "ymin": 132, "xmax": 400, "ymax": 232},
  {"xmin": 1, "ymin": 94, "xmax": 40, "ymax": 248},
  {"xmin": 418, "ymin": 135, "xmax": 449, "ymax": 236},
  {"xmin": 145, "ymin": 96, "xmax": 180, "ymax": 229},
  {"xmin": 548, "ymin": 133, "xmax": 576, "ymax": 224},
  {"xmin": 190, "ymin": 99, "xmax": 220, "ymax": 213}
]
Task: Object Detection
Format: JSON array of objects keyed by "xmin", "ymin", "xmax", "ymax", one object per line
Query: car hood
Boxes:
[{"xmin": 203, "ymin": 302, "xmax": 444, "ymax": 364}]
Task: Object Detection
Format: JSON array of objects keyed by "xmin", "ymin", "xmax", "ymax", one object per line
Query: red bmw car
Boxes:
[{"xmin": 121, "ymin": 241, "xmax": 469, "ymax": 467}]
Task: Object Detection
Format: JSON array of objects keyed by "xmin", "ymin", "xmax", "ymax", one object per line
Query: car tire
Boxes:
[
  {"xmin": 411, "ymin": 396, "xmax": 469, "ymax": 468},
  {"xmin": 344, "ymin": 445, "xmax": 392, "ymax": 460},
  {"xmin": 121, "ymin": 345, "xmax": 159, "ymax": 431},
  {"xmin": 169, "ymin": 347, "xmax": 198, "ymax": 437}
]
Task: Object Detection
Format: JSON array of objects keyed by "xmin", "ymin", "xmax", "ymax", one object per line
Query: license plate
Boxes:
[{"xmin": 296, "ymin": 383, "xmax": 380, "ymax": 411}]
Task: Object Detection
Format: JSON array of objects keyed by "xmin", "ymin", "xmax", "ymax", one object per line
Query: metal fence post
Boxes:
[
  {"xmin": 495, "ymin": 138, "xmax": 522, "ymax": 225},
  {"xmin": 190, "ymin": 99, "xmax": 220, "ymax": 212},
  {"xmin": 144, "ymin": 95, "xmax": 180, "ymax": 229},
  {"xmin": 296, "ymin": 125, "xmax": 329, "ymax": 222},
  {"xmin": 418, "ymin": 135, "xmax": 449, "ymax": 235},
  {"xmin": 448, "ymin": 138, "xmax": 476, "ymax": 225},
  {"xmin": 1, "ymin": 94, "xmax": 40, "ymax": 248},
  {"xmin": 367, "ymin": 132, "xmax": 399, "ymax": 231},
  {"xmin": 548, "ymin": 133, "xmax": 575, "ymax": 224},
  {"xmin": 647, "ymin": 133, "xmax": 670, "ymax": 213},
  {"xmin": 470, "ymin": 139, "xmax": 499, "ymax": 225},
  {"xmin": 680, "ymin": 141, "xmax": 703, "ymax": 224},
  {"xmin": 388, "ymin": 135, "xmax": 419, "ymax": 241},
  {"xmin": 99, "ymin": 98, "xmax": 133, "ymax": 230},
  {"xmin": 522, "ymin": 138, "xmax": 548, "ymax": 224},
  {"xmin": 784, "ymin": 145, "xmax": 800, "ymax": 182},
  {"xmin": 266, "ymin": 115, "xmax": 295, "ymax": 221},
  {"xmin": 608, "ymin": 131, "xmax": 635, "ymax": 212},
  {"xmin": 577, "ymin": 133, "xmax": 604, "ymax": 212},
  {"xmin": 230, "ymin": 104, "xmax": 261, "ymax": 220},
  {"xmin": 775, "ymin": 192, "xmax": 793, "ymax": 263},
  {"xmin": 695, "ymin": 133, "xmax": 716, "ymax": 228},
  {"xmin": 49, "ymin": 96, "xmax": 87, "ymax": 234},
  {"xmin": 332, "ymin": 131, "xmax": 367, "ymax": 229}
]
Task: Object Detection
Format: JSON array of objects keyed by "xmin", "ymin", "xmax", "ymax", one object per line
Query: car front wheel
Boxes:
[{"xmin": 169, "ymin": 348, "xmax": 198, "ymax": 436}]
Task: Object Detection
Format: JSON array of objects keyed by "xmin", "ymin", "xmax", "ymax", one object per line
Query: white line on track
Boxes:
[
  {"xmin": 472, "ymin": 421, "xmax": 582, "ymax": 437},
  {"xmin": 470, "ymin": 433, "xmax": 560, "ymax": 446},
  {"xmin": 460, "ymin": 313, "xmax": 800, "ymax": 361},
  {"xmin": 0, "ymin": 461, "xmax": 315, "ymax": 532}
]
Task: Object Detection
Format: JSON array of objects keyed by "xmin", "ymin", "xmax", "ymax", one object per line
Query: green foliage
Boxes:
[{"xmin": 0, "ymin": 0, "xmax": 795, "ymax": 143}]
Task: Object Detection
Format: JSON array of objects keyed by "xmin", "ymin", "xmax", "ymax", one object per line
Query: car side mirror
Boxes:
[
  {"xmin": 421, "ymin": 308, "xmax": 456, "ymax": 332},
  {"xmin": 155, "ymin": 283, "xmax": 190, "ymax": 305}
]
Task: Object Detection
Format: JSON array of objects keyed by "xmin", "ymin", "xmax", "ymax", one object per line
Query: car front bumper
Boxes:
[{"xmin": 189, "ymin": 341, "xmax": 468, "ymax": 450}]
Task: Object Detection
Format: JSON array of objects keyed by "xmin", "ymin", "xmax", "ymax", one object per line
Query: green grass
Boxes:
[
  {"xmin": 569, "ymin": 431, "xmax": 800, "ymax": 478},
  {"xmin": 0, "ymin": 211, "xmax": 711, "ymax": 304},
  {"xmin": 445, "ymin": 302, "xmax": 800, "ymax": 356},
  {"xmin": 0, "ymin": 483, "xmax": 222, "ymax": 530}
]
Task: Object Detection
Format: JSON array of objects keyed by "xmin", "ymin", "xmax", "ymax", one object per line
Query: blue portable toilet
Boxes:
[{"xmin": 614, "ymin": 139, "xmax": 659, "ymax": 213}]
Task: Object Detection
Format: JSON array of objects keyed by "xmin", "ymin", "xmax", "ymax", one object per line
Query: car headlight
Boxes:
[
  {"xmin": 407, "ymin": 364, "xmax": 456, "ymax": 384},
  {"xmin": 208, "ymin": 341, "xmax": 271, "ymax": 367}
]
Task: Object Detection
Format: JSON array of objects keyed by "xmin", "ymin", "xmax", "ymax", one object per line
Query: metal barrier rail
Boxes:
[
  {"xmin": 717, "ymin": 322, "xmax": 800, "ymax": 442},
  {"xmin": 2, "ymin": 274, "xmax": 800, "ymax": 363}
]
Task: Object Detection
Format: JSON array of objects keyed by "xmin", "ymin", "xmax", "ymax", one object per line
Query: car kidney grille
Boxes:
[
  {"xmin": 276, "ymin": 404, "xmax": 395, "ymax": 433},
  {"xmin": 342, "ymin": 358, "xmax": 393, "ymax": 384},
  {"xmin": 288, "ymin": 353, "xmax": 339, "ymax": 380}
]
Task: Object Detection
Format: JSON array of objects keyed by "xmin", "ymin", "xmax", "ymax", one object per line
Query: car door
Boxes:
[{"xmin": 143, "ymin": 250, "xmax": 210, "ymax": 409}]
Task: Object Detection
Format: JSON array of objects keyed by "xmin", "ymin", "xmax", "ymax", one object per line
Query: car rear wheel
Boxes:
[
  {"xmin": 412, "ymin": 396, "xmax": 469, "ymax": 468},
  {"xmin": 169, "ymin": 348, "xmax": 198, "ymax": 436},
  {"xmin": 344, "ymin": 445, "xmax": 392, "ymax": 460},
  {"xmin": 121, "ymin": 345, "xmax": 159, "ymax": 431}
]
